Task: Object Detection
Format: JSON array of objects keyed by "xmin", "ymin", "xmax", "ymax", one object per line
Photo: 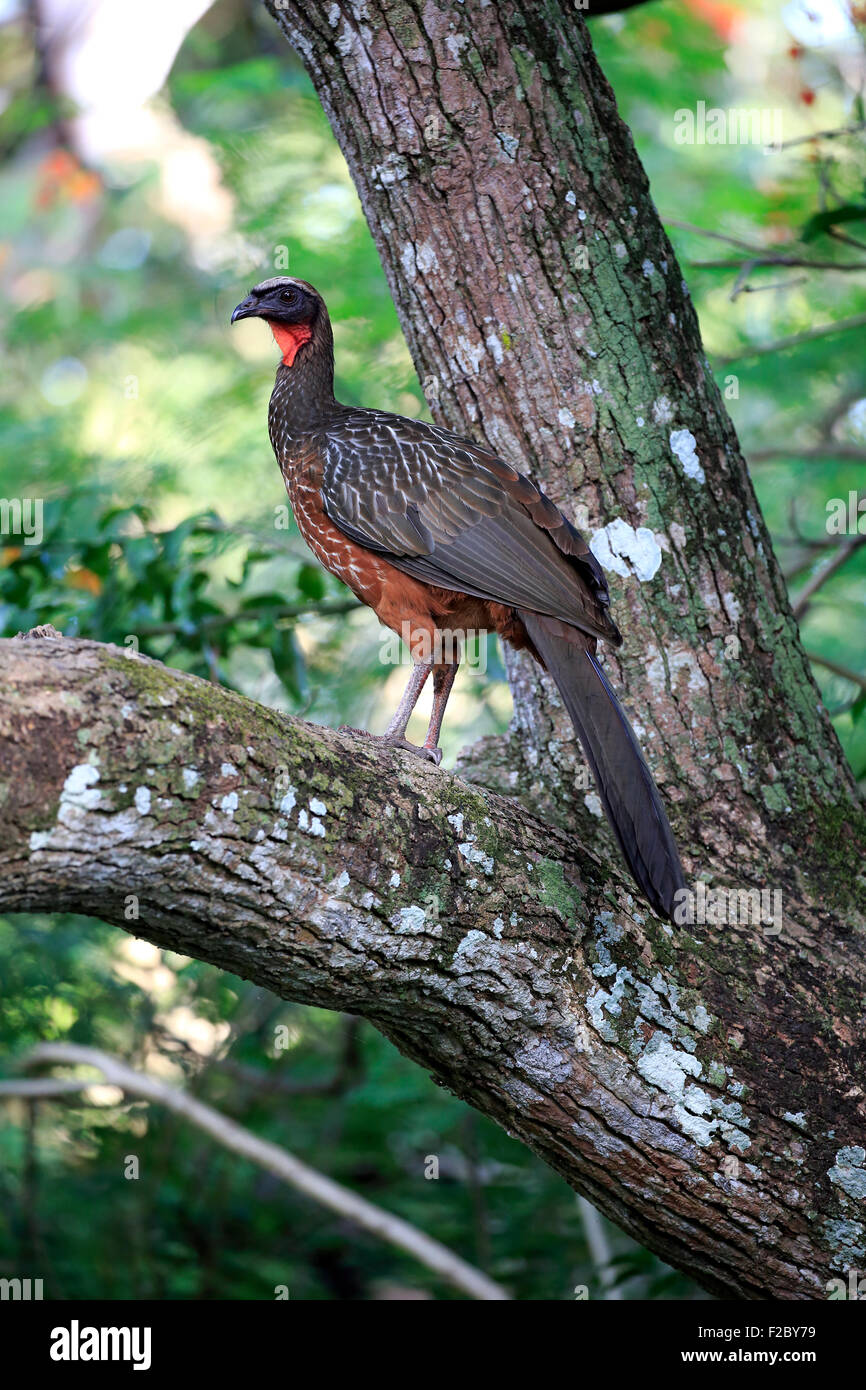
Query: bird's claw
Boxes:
[{"xmin": 338, "ymin": 727, "xmax": 442, "ymax": 765}]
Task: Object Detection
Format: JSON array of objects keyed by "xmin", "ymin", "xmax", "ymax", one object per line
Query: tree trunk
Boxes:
[{"xmin": 2, "ymin": 0, "xmax": 865, "ymax": 1299}]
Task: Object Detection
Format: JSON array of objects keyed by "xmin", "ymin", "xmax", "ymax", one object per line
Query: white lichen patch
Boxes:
[
  {"xmin": 670, "ymin": 428, "xmax": 705, "ymax": 483},
  {"xmin": 391, "ymin": 904, "xmax": 430, "ymax": 934},
  {"xmin": 309, "ymin": 797, "xmax": 327, "ymax": 817},
  {"xmin": 587, "ymin": 971, "xmax": 633, "ymax": 1042},
  {"xmin": 389, "ymin": 871, "xmax": 401, "ymax": 888},
  {"xmin": 454, "ymin": 929, "xmax": 490, "ymax": 961},
  {"xmin": 829, "ymin": 1147, "xmax": 866, "ymax": 1200},
  {"xmin": 279, "ymin": 784, "xmax": 297, "ymax": 815},
  {"xmin": 692, "ymin": 1004, "xmax": 713, "ymax": 1034},
  {"xmin": 590, "ymin": 518, "xmax": 663, "ymax": 582},
  {"xmin": 637, "ymin": 1033, "xmax": 701, "ymax": 1098},
  {"xmin": 134, "ymin": 786, "xmax": 151, "ymax": 816},
  {"xmin": 652, "ymin": 395, "xmax": 674, "ymax": 425},
  {"xmin": 182, "ymin": 768, "xmax": 200, "ymax": 790},
  {"xmin": 416, "ymin": 240, "xmax": 438, "ymax": 274},
  {"xmin": 584, "ymin": 792, "xmax": 603, "ymax": 818},
  {"xmin": 447, "ymin": 812, "xmax": 465, "ymax": 835},
  {"xmin": 587, "ymin": 921, "xmax": 749, "ymax": 1150},
  {"xmin": 458, "ymin": 842, "xmax": 494, "ymax": 875},
  {"xmin": 371, "ymin": 152, "xmax": 408, "ymax": 186},
  {"xmin": 61, "ymin": 763, "xmax": 101, "ymax": 812},
  {"xmin": 558, "ymin": 407, "xmax": 576, "ymax": 429},
  {"xmin": 333, "ymin": 871, "xmax": 350, "ymax": 892},
  {"xmin": 485, "ymin": 332, "xmax": 504, "ymax": 364},
  {"xmin": 219, "ymin": 792, "xmax": 238, "ymax": 815},
  {"xmin": 824, "ymin": 1217, "xmax": 866, "ymax": 1270},
  {"xmin": 454, "ymin": 335, "xmax": 486, "ymax": 375},
  {"xmin": 646, "ymin": 643, "xmax": 709, "ymax": 695},
  {"xmin": 297, "ymin": 808, "xmax": 325, "ymax": 838},
  {"xmin": 220, "ymin": 762, "xmax": 238, "ymax": 778}
]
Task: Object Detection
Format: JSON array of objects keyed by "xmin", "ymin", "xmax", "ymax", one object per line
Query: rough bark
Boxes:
[
  {"xmin": 2, "ymin": 632, "xmax": 865, "ymax": 1300},
  {"xmin": 2, "ymin": 0, "xmax": 865, "ymax": 1300}
]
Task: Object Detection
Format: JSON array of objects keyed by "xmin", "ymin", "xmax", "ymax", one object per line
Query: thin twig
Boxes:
[
  {"xmin": 792, "ymin": 533, "xmax": 866, "ymax": 620},
  {"xmin": 577, "ymin": 1195, "xmax": 623, "ymax": 1300},
  {"xmin": 156, "ymin": 1017, "xmax": 365, "ymax": 1099},
  {"xmin": 806, "ymin": 652, "xmax": 866, "ymax": 693},
  {"xmin": 829, "ymin": 226, "xmax": 866, "ymax": 253},
  {"xmin": 137, "ymin": 597, "xmax": 360, "ymax": 639},
  {"xmin": 3, "ymin": 1042, "xmax": 510, "ymax": 1301},
  {"xmin": 717, "ymin": 312, "xmax": 866, "ymax": 365},
  {"xmin": 773, "ymin": 121, "xmax": 866, "ymax": 151},
  {"xmin": 735, "ymin": 275, "xmax": 809, "ymax": 297},
  {"xmin": 692, "ymin": 256, "xmax": 866, "ymax": 272},
  {"xmin": 750, "ymin": 444, "xmax": 866, "ymax": 462},
  {"xmin": 664, "ymin": 218, "xmax": 770, "ymax": 254}
]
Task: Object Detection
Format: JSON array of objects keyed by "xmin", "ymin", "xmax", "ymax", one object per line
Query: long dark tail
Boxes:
[{"xmin": 520, "ymin": 612, "xmax": 685, "ymax": 919}]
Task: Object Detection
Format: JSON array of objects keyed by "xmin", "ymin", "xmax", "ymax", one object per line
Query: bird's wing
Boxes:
[{"xmin": 321, "ymin": 411, "xmax": 621, "ymax": 645}]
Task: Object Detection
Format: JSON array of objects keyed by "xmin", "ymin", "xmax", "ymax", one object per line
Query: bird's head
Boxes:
[{"xmin": 230, "ymin": 276, "xmax": 325, "ymax": 367}]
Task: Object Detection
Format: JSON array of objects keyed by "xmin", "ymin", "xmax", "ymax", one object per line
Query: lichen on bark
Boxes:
[{"xmin": 0, "ymin": 0, "xmax": 864, "ymax": 1301}]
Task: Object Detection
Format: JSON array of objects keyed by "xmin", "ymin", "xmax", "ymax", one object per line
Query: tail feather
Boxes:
[{"xmin": 520, "ymin": 612, "xmax": 685, "ymax": 919}]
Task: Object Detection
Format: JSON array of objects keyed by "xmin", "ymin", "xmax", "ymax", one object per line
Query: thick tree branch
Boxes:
[{"xmin": 2, "ymin": 633, "xmax": 865, "ymax": 1300}]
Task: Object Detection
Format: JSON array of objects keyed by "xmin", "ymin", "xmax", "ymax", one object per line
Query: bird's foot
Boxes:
[{"xmin": 338, "ymin": 727, "xmax": 442, "ymax": 766}]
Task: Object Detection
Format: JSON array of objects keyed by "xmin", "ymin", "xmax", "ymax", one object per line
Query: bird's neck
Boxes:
[{"xmin": 267, "ymin": 311, "xmax": 338, "ymax": 435}]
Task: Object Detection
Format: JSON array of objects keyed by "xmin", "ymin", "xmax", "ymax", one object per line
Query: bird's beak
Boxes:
[{"xmin": 230, "ymin": 296, "xmax": 259, "ymax": 324}]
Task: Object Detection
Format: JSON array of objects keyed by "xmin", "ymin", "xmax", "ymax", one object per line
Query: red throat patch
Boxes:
[{"xmin": 267, "ymin": 320, "xmax": 313, "ymax": 367}]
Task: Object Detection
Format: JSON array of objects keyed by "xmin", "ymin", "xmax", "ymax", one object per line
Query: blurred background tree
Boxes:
[{"xmin": 0, "ymin": 0, "xmax": 863, "ymax": 1299}]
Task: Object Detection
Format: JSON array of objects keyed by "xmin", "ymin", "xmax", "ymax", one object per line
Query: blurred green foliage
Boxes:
[{"xmin": 0, "ymin": 0, "xmax": 864, "ymax": 1300}]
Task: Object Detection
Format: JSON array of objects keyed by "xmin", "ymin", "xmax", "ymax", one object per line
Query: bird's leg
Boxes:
[
  {"xmin": 339, "ymin": 660, "xmax": 440, "ymax": 762},
  {"xmin": 381, "ymin": 659, "xmax": 434, "ymax": 740},
  {"xmin": 418, "ymin": 661, "xmax": 459, "ymax": 765}
]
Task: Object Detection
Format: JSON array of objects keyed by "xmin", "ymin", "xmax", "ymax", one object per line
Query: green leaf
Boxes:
[
  {"xmin": 296, "ymin": 563, "xmax": 326, "ymax": 600},
  {"xmin": 801, "ymin": 205, "xmax": 866, "ymax": 243}
]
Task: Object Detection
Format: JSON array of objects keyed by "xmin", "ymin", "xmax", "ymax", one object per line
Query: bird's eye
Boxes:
[{"xmin": 280, "ymin": 288, "xmax": 298, "ymax": 303}]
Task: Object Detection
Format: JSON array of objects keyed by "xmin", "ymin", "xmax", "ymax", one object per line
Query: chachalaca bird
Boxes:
[{"xmin": 232, "ymin": 276, "xmax": 685, "ymax": 918}]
